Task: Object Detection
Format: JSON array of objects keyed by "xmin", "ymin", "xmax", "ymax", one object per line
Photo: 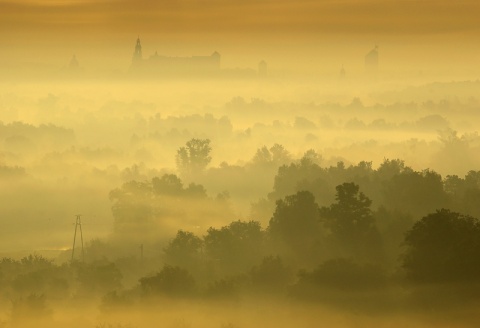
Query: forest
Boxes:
[{"xmin": 1, "ymin": 47, "xmax": 480, "ymax": 328}]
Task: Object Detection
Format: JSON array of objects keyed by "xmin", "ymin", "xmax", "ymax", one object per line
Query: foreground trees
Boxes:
[
  {"xmin": 140, "ymin": 265, "xmax": 196, "ymax": 297},
  {"xmin": 204, "ymin": 220, "xmax": 264, "ymax": 275},
  {"xmin": 4, "ymin": 154, "xmax": 480, "ymax": 321},
  {"xmin": 268, "ymin": 191, "xmax": 322, "ymax": 262},
  {"xmin": 164, "ymin": 230, "xmax": 203, "ymax": 270},
  {"xmin": 402, "ymin": 209, "xmax": 480, "ymax": 283},
  {"xmin": 3, "ymin": 208, "xmax": 480, "ymax": 315},
  {"xmin": 320, "ymin": 182, "xmax": 383, "ymax": 261}
]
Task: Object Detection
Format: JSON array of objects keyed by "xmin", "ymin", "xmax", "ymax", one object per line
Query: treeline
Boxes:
[
  {"xmin": 269, "ymin": 156, "xmax": 480, "ymax": 219},
  {"xmin": 2, "ymin": 205, "xmax": 480, "ymax": 318},
  {"xmin": 106, "ymin": 155, "xmax": 480, "ymax": 308},
  {"xmin": 2, "ymin": 156, "xmax": 480, "ymax": 322},
  {"xmin": 0, "ymin": 121, "xmax": 75, "ymax": 151}
]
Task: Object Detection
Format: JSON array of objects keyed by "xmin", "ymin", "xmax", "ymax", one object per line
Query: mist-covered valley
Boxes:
[
  {"xmin": 1, "ymin": 72, "xmax": 480, "ymax": 328},
  {"xmin": 5, "ymin": 0, "xmax": 480, "ymax": 325}
]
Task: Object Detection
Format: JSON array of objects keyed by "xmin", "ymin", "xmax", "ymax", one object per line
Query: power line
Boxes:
[{"xmin": 71, "ymin": 215, "xmax": 84, "ymax": 262}]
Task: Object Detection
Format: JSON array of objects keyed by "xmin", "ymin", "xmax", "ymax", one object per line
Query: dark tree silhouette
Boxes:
[
  {"xmin": 320, "ymin": 182, "xmax": 382, "ymax": 260},
  {"xmin": 299, "ymin": 258, "xmax": 386, "ymax": 290},
  {"xmin": 76, "ymin": 261, "xmax": 123, "ymax": 294},
  {"xmin": 204, "ymin": 220, "xmax": 263, "ymax": 274},
  {"xmin": 269, "ymin": 143, "xmax": 291, "ymax": 164},
  {"xmin": 176, "ymin": 138, "xmax": 212, "ymax": 176},
  {"xmin": 140, "ymin": 265, "xmax": 196, "ymax": 297},
  {"xmin": 402, "ymin": 209, "xmax": 480, "ymax": 283},
  {"xmin": 8, "ymin": 255, "xmax": 70, "ymax": 298},
  {"xmin": 109, "ymin": 174, "xmax": 214, "ymax": 241},
  {"xmin": 375, "ymin": 158, "xmax": 408, "ymax": 181},
  {"xmin": 382, "ymin": 169, "xmax": 447, "ymax": 217},
  {"xmin": 250, "ymin": 256, "xmax": 292, "ymax": 292},
  {"xmin": 164, "ymin": 230, "xmax": 203, "ymax": 269},
  {"xmin": 184, "ymin": 182, "xmax": 208, "ymax": 198},
  {"xmin": 152, "ymin": 174, "xmax": 184, "ymax": 196},
  {"xmin": 321, "ymin": 183, "xmax": 374, "ymax": 239},
  {"xmin": 250, "ymin": 143, "xmax": 292, "ymax": 168},
  {"xmin": 268, "ymin": 191, "xmax": 322, "ymax": 260},
  {"xmin": 251, "ymin": 146, "xmax": 272, "ymax": 165},
  {"xmin": 109, "ymin": 180, "xmax": 154, "ymax": 235},
  {"xmin": 291, "ymin": 258, "xmax": 387, "ymax": 304},
  {"xmin": 444, "ymin": 171, "xmax": 480, "ymax": 218}
]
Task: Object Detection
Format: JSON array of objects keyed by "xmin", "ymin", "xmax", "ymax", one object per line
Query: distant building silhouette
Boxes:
[
  {"xmin": 365, "ymin": 45, "xmax": 379, "ymax": 73},
  {"xmin": 130, "ymin": 38, "xmax": 221, "ymax": 76},
  {"xmin": 132, "ymin": 37, "xmax": 143, "ymax": 67},
  {"xmin": 63, "ymin": 54, "xmax": 83, "ymax": 78},
  {"xmin": 258, "ymin": 60, "xmax": 267, "ymax": 77}
]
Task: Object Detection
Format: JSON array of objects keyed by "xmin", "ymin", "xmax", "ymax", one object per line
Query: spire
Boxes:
[{"xmin": 132, "ymin": 37, "xmax": 143, "ymax": 66}]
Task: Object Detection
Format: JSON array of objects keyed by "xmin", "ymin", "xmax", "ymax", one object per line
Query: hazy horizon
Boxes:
[
  {"xmin": 1, "ymin": 0, "xmax": 480, "ymax": 79},
  {"xmin": 2, "ymin": 1, "xmax": 480, "ymax": 328}
]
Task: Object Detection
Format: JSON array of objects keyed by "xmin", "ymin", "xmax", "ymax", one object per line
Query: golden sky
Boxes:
[
  {"xmin": 1, "ymin": 0, "xmax": 479, "ymax": 71},
  {"xmin": 2, "ymin": 0, "xmax": 479, "ymax": 37}
]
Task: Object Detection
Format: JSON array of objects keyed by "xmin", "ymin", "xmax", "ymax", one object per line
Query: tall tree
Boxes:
[
  {"xmin": 322, "ymin": 183, "xmax": 374, "ymax": 238},
  {"xmin": 140, "ymin": 265, "xmax": 196, "ymax": 297},
  {"xmin": 164, "ymin": 230, "xmax": 203, "ymax": 270},
  {"xmin": 268, "ymin": 191, "xmax": 322, "ymax": 261},
  {"xmin": 320, "ymin": 182, "xmax": 382, "ymax": 260},
  {"xmin": 402, "ymin": 209, "xmax": 480, "ymax": 283},
  {"xmin": 176, "ymin": 138, "xmax": 212, "ymax": 176},
  {"xmin": 204, "ymin": 220, "xmax": 264, "ymax": 275}
]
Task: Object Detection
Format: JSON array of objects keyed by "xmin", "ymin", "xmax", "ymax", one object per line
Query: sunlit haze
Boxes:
[{"xmin": 1, "ymin": 1, "xmax": 480, "ymax": 328}]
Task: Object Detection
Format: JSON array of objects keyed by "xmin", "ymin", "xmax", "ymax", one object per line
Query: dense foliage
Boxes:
[{"xmin": 2, "ymin": 156, "xmax": 480, "ymax": 323}]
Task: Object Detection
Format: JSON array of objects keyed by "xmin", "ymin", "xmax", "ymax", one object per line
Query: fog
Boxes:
[
  {"xmin": 2, "ymin": 2, "xmax": 480, "ymax": 326},
  {"xmin": 2, "ymin": 78, "xmax": 478, "ymax": 249}
]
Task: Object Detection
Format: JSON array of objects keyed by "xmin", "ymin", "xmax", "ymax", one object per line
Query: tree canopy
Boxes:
[
  {"xmin": 402, "ymin": 209, "xmax": 480, "ymax": 283},
  {"xmin": 268, "ymin": 190, "xmax": 322, "ymax": 260},
  {"xmin": 176, "ymin": 138, "xmax": 212, "ymax": 176}
]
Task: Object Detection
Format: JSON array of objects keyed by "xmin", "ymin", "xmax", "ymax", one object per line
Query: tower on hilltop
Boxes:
[{"xmin": 132, "ymin": 37, "xmax": 143, "ymax": 66}]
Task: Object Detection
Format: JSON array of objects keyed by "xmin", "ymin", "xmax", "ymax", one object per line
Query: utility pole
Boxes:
[{"xmin": 71, "ymin": 215, "xmax": 84, "ymax": 262}]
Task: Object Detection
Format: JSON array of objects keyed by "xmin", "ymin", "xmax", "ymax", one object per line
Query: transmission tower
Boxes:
[{"xmin": 71, "ymin": 215, "xmax": 84, "ymax": 262}]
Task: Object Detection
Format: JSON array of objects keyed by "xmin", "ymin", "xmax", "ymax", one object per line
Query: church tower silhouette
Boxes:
[{"xmin": 132, "ymin": 37, "xmax": 143, "ymax": 66}]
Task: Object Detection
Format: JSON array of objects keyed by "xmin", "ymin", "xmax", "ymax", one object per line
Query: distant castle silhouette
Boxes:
[{"xmin": 130, "ymin": 37, "xmax": 221, "ymax": 76}]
